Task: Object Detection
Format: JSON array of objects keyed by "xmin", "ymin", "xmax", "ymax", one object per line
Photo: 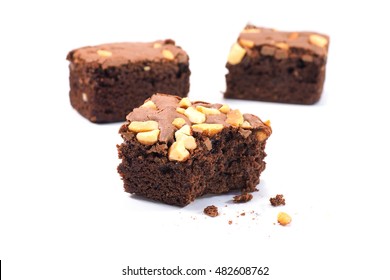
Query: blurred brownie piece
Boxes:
[
  {"xmin": 225, "ymin": 25, "xmax": 329, "ymax": 104},
  {"xmin": 67, "ymin": 40, "xmax": 190, "ymax": 123}
]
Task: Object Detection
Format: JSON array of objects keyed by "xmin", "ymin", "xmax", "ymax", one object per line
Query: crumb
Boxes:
[
  {"xmin": 228, "ymin": 220, "xmax": 233, "ymax": 225},
  {"xmin": 277, "ymin": 212, "xmax": 292, "ymax": 226},
  {"xmin": 204, "ymin": 205, "xmax": 218, "ymax": 217},
  {"xmin": 233, "ymin": 193, "xmax": 253, "ymax": 203},
  {"xmin": 270, "ymin": 194, "xmax": 286, "ymax": 206},
  {"xmin": 240, "ymin": 212, "xmax": 246, "ymax": 216}
]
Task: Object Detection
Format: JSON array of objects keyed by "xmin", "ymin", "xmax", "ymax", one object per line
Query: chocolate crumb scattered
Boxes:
[
  {"xmin": 233, "ymin": 193, "xmax": 253, "ymax": 203},
  {"xmin": 228, "ymin": 220, "xmax": 233, "ymax": 225},
  {"xmin": 204, "ymin": 205, "xmax": 219, "ymax": 217},
  {"xmin": 240, "ymin": 212, "xmax": 246, "ymax": 216},
  {"xmin": 270, "ymin": 194, "xmax": 286, "ymax": 206}
]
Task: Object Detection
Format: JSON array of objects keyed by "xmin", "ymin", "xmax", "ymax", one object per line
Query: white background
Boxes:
[{"xmin": 1, "ymin": 0, "xmax": 390, "ymax": 279}]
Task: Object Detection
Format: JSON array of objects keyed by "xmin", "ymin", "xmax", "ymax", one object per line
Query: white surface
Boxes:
[{"xmin": 1, "ymin": 0, "xmax": 390, "ymax": 279}]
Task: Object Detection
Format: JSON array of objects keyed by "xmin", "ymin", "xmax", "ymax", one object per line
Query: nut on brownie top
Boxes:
[
  {"xmin": 66, "ymin": 39, "xmax": 189, "ymax": 69},
  {"xmin": 228, "ymin": 24, "xmax": 329, "ymax": 65},
  {"xmin": 120, "ymin": 93, "xmax": 271, "ymax": 162}
]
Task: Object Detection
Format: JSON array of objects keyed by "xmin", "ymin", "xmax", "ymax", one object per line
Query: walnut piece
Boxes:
[
  {"xmin": 196, "ymin": 106, "xmax": 221, "ymax": 115},
  {"xmin": 136, "ymin": 129, "xmax": 160, "ymax": 145},
  {"xmin": 168, "ymin": 141, "xmax": 190, "ymax": 162},
  {"xmin": 128, "ymin": 120, "xmax": 159, "ymax": 133},
  {"xmin": 309, "ymin": 34, "xmax": 328, "ymax": 48},
  {"xmin": 179, "ymin": 97, "xmax": 191, "ymax": 108},
  {"xmin": 172, "ymin": 117, "xmax": 186, "ymax": 128},
  {"xmin": 184, "ymin": 107, "xmax": 206, "ymax": 124},
  {"xmin": 97, "ymin": 50, "xmax": 112, "ymax": 57},
  {"xmin": 140, "ymin": 100, "xmax": 157, "ymax": 109},
  {"xmin": 218, "ymin": 104, "xmax": 230, "ymax": 114},
  {"xmin": 192, "ymin": 123, "xmax": 224, "ymax": 136},
  {"xmin": 238, "ymin": 38, "xmax": 254, "ymax": 48},
  {"xmin": 277, "ymin": 212, "xmax": 292, "ymax": 226},
  {"xmin": 226, "ymin": 109, "xmax": 244, "ymax": 127},
  {"xmin": 227, "ymin": 43, "xmax": 246, "ymax": 65},
  {"xmin": 162, "ymin": 49, "xmax": 175, "ymax": 60}
]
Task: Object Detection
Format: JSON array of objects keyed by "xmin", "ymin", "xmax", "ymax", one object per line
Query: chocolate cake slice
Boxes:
[
  {"xmin": 117, "ymin": 94, "xmax": 271, "ymax": 206},
  {"xmin": 66, "ymin": 40, "xmax": 190, "ymax": 123}
]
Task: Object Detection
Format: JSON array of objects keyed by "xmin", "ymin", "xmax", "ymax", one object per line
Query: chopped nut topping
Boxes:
[
  {"xmin": 177, "ymin": 124, "xmax": 191, "ymax": 136},
  {"xmin": 184, "ymin": 107, "xmax": 206, "ymax": 124},
  {"xmin": 140, "ymin": 100, "xmax": 157, "ymax": 109},
  {"xmin": 227, "ymin": 43, "xmax": 246, "ymax": 65},
  {"xmin": 218, "ymin": 104, "xmax": 230, "ymax": 114},
  {"xmin": 241, "ymin": 28, "xmax": 261, "ymax": 33},
  {"xmin": 277, "ymin": 212, "xmax": 292, "ymax": 226},
  {"xmin": 168, "ymin": 141, "xmax": 190, "ymax": 162},
  {"xmin": 96, "ymin": 50, "xmax": 112, "ymax": 57},
  {"xmin": 238, "ymin": 38, "xmax": 254, "ymax": 48},
  {"xmin": 172, "ymin": 117, "xmax": 186, "ymax": 128},
  {"xmin": 226, "ymin": 109, "xmax": 244, "ymax": 127},
  {"xmin": 255, "ymin": 131, "xmax": 269, "ymax": 141},
  {"xmin": 82, "ymin": 92, "xmax": 88, "ymax": 102},
  {"xmin": 179, "ymin": 97, "xmax": 191, "ymax": 108},
  {"xmin": 192, "ymin": 123, "xmax": 224, "ymax": 136},
  {"xmin": 162, "ymin": 49, "xmax": 175, "ymax": 60},
  {"xmin": 143, "ymin": 66, "xmax": 151, "ymax": 71},
  {"xmin": 264, "ymin": 120, "xmax": 271, "ymax": 127},
  {"xmin": 288, "ymin": 32, "xmax": 299, "ymax": 40},
  {"xmin": 309, "ymin": 34, "xmax": 328, "ymax": 48},
  {"xmin": 176, "ymin": 108, "xmax": 186, "ymax": 115},
  {"xmin": 196, "ymin": 106, "xmax": 221, "ymax": 115},
  {"xmin": 153, "ymin": 42, "xmax": 162, "ymax": 48},
  {"xmin": 241, "ymin": 121, "xmax": 252, "ymax": 129},
  {"xmin": 128, "ymin": 120, "xmax": 159, "ymax": 133},
  {"xmin": 136, "ymin": 129, "xmax": 160, "ymax": 145},
  {"xmin": 175, "ymin": 131, "xmax": 197, "ymax": 150},
  {"xmin": 275, "ymin": 42, "xmax": 289, "ymax": 50}
]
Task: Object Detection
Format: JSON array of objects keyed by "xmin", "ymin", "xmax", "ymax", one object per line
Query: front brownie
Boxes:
[
  {"xmin": 225, "ymin": 25, "xmax": 329, "ymax": 104},
  {"xmin": 67, "ymin": 40, "xmax": 190, "ymax": 123},
  {"xmin": 117, "ymin": 93, "xmax": 272, "ymax": 206}
]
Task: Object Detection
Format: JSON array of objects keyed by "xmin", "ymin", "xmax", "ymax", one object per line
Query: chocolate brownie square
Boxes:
[
  {"xmin": 66, "ymin": 40, "xmax": 190, "ymax": 123},
  {"xmin": 117, "ymin": 93, "xmax": 272, "ymax": 206},
  {"xmin": 225, "ymin": 25, "xmax": 329, "ymax": 104}
]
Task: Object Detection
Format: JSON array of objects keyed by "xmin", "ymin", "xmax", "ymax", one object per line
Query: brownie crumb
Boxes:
[
  {"xmin": 228, "ymin": 220, "xmax": 233, "ymax": 225},
  {"xmin": 270, "ymin": 194, "xmax": 286, "ymax": 206},
  {"xmin": 233, "ymin": 193, "xmax": 253, "ymax": 203},
  {"xmin": 204, "ymin": 205, "xmax": 219, "ymax": 217},
  {"xmin": 240, "ymin": 212, "xmax": 246, "ymax": 216}
]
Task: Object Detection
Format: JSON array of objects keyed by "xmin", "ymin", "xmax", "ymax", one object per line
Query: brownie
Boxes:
[
  {"xmin": 225, "ymin": 25, "xmax": 329, "ymax": 104},
  {"xmin": 117, "ymin": 93, "xmax": 272, "ymax": 206},
  {"xmin": 66, "ymin": 40, "xmax": 190, "ymax": 123},
  {"xmin": 204, "ymin": 205, "xmax": 219, "ymax": 217},
  {"xmin": 233, "ymin": 193, "xmax": 253, "ymax": 203}
]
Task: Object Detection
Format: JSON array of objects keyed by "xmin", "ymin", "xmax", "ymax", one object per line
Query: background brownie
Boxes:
[
  {"xmin": 117, "ymin": 93, "xmax": 272, "ymax": 206},
  {"xmin": 67, "ymin": 40, "xmax": 190, "ymax": 123},
  {"xmin": 225, "ymin": 25, "xmax": 329, "ymax": 104}
]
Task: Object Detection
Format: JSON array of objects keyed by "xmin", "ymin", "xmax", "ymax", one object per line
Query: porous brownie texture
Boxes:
[
  {"xmin": 67, "ymin": 40, "xmax": 190, "ymax": 123},
  {"xmin": 117, "ymin": 93, "xmax": 272, "ymax": 206},
  {"xmin": 225, "ymin": 25, "xmax": 329, "ymax": 104}
]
